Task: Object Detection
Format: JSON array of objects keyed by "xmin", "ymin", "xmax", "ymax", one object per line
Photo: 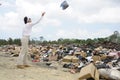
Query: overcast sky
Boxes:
[{"xmin": 0, "ymin": 0, "xmax": 120, "ymax": 40}]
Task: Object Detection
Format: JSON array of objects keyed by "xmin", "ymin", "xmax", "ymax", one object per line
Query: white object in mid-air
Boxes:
[{"xmin": 60, "ymin": 0, "xmax": 69, "ymax": 10}]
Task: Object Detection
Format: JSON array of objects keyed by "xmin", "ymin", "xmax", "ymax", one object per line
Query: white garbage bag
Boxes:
[{"xmin": 99, "ymin": 69, "xmax": 120, "ymax": 80}]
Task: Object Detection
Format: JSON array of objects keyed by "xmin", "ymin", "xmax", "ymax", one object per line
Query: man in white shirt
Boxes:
[{"xmin": 17, "ymin": 12, "xmax": 45, "ymax": 69}]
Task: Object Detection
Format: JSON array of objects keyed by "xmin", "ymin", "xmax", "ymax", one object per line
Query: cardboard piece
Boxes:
[
  {"xmin": 74, "ymin": 52, "xmax": 87, "ymax": 58},
  {"xmin": 74, "ymin": 52, "xmax": 81, "ymax": 55},
  {"xmin": 62, "ymin": 56, "xmax": 79, "ymax": 63},
  {"xmin": 71, "ymin": 56, "xmax": 79, "ymax": 63},
  {"xmin": 62, "ymin": 55, "xmax": 72, "ymax": 62},
  {"xmin": 49, "ymin": 55, "xmax": 58, "ymax": 61},
  {"xmin": 78, "ymin": 63, "xmax": 99, "ymax": 80},
  {"xmin": 94, "ymin": 68, "xmax": 99, "ymax": 80},
  {"xmin": 80, "ymin": 52, "xmax": 87, "ymax": 58},
  {"xmin": 92, "ymin": 56, "xmax": 101, "ymax": 62},
  {"xmin": 100, "ymin": 54, "xmax": 107, "ymax": 60}
]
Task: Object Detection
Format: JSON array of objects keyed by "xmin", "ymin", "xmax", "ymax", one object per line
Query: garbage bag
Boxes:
[
  {"xmin": 60, "ymin": 0, "xmax": 69, "ymax": 10},
  {"xmin": 99, "ymin": 69, "xmax": 120, "ymax": 80}
]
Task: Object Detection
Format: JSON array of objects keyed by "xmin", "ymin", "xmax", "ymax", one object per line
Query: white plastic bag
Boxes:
[{"xmin": 99, "ymin": 69, "xmax": 120, "ymax": 80}]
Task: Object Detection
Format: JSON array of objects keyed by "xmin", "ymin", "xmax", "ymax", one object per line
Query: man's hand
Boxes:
[{"xmin": 42, "ymin": 12, "xmax": 45, "ymax": 16}]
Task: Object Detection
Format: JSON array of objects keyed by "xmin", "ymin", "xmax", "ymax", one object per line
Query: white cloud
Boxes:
[
  {"xmin": 68, "ymin": 0, "xmax": 120, "ymax": 23},
  {"xmin": 87, "ymin": 29, "xmax": 112, "ymax": 38},
  {"xmin": 42, "ymin": 18, "xmax": 61, "ymax": 27},
  {"xmin": 0, "ymin": 0, "xmax": 14, "ymax": 7},
  {"xmin": 55, "ymin": 29, "xmax": 112, "ymax": 40},
  {"xmin": 80, "ymin": 7, "xmax": 120, "ymax": 23},
  {"xmin": 16, "ymin": 0, "xmax": 44, "ymax": 16},
  {"xmin": 0, "ymin": 0, "xmax": 120, "ymax": 40},
  {"xmin": 15, "ymin": 0, "xmax": 62, "ymax": 26},
  {"xmin": 0, "ymin": 12, "xmax": 20, "ymax": 31}
]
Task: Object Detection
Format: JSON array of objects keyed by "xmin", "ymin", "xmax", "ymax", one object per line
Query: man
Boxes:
[{"xmin": 17, "ymin": 12, "xmax": 45, "ymax": 69}]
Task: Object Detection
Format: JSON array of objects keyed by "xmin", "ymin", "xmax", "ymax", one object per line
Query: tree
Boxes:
[
  {"xmin": 13, "ymin": 39, "xmax": 21, "ymax": 45},
  {"xmin": 108, "ymin": 31, "xmax": 120, "ymax": 43},
  {"xmin": 30, "ymin": 39, "xmax": 35, "ymax": 44},
  {"xmin": 58, "ymin": 38, "xmax": 64, "ymax": 42},
  {"xmin": 57, "ymin": 38, "xmax": 64, "ymax": 44},
  {"xmin": 39, "ymin": 36, "xmax": 44, "ymax": 42},
  {"xmin": 97, "ymin": 38, "xmax": 106, "ymax": 43},
  {"xmin": 0, "ymin": 39, "xmax": 7, "ymax": 46},
  {"xmin": 86, "ymin": 38, "xmax": 94, "ymax": 44},
  {"xmin": 8, "ymin": 38, "xmax": 13, "ymax": 45}
]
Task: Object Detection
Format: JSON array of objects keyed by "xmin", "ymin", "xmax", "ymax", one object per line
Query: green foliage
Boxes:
[
  {"xmin": 8, "ymin": 38, "xmax": 13, "ymax": 45},
  {"xmin": 108, "ymin": 31, "xmax": 120, "ymax": 43},
  {"xmin": 0, "ymin": 31, "xmax": 119, "ymax": 46},
  {"xmin": 13, "ymin": 39, "xmax": 21, "ymax": 46},
  {"xmin": 0, "ymin": 38, "xmax": 21, "ymax": 46},
  {"xmin": 0, "ymin": 39, "xmax": 7, "ymax": 46},
  {"xmin": 0, "ymin": 37, "xmax": 108, "ymax": 46}
]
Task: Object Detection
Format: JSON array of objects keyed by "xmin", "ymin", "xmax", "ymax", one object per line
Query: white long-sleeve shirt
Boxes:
[{"xmin": 22, "ymin": 16, "xmax": 43, "ymax": 36}]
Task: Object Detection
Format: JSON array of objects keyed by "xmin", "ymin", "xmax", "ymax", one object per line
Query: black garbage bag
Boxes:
[
  {"xmin": 96, "ymin": 63, "xmax": 110, "ymax": 69},
  {"xmin": 60, "ymin": 0, "xmax": 69, "ymax": 10}
]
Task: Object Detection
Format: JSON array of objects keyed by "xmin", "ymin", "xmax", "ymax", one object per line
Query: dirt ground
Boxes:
[{"xmin": 0, "ymin": 52, "xmax": 79, "ymax": 80}]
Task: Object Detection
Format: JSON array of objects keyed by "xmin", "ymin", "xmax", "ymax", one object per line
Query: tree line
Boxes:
[
  {"xmin": 0, "ymin": 38, "xmax": 21, "ymax": 46},
  {"xmin": 0, "ymin": 31, "xmax": 120, "ymax": 46}
]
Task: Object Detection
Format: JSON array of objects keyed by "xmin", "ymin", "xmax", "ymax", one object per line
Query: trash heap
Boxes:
[{"xmin": 0, "ymin": 43, "xmax": 120, "ymax": 80}]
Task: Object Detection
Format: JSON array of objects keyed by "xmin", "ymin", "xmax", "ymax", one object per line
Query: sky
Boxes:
[{"xmin": 0, "ymin": 0, "xmax": 120, "ymax": 40}]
